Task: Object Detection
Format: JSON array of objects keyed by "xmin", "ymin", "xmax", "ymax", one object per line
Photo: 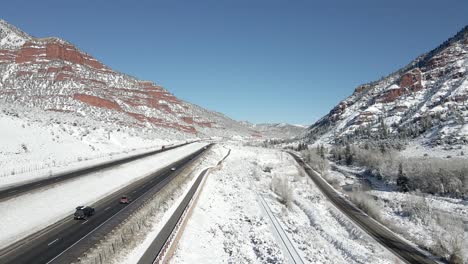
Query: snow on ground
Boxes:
[
  {"xmin": 170, "ymin": 145, "xmax": 395, "ymax": 264},
  {"xmin": 0, "ymin": 143, "xmax": 181, "ymax": 190},
  {"xmin": 0, "ymin": 142, "xmax": 208, "ymax": 248},
  {"xmin": 0, "ymin": 108, "xmax": 186, "ymax": 187},
  {"xmin": 327, "ymin": 164, "xmax": 468, "ymax": 263},
  {"xmin": 400, "ymin": 139, "xmax": 468, "ymax": 158},
  {"xmin": 114, "ymin": 145, "xmax": 230, "ymax": 264}
]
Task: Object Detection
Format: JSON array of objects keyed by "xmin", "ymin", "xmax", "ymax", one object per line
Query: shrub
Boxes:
[
  {"xmin": 431, "ymin": 214, "xmax": 466, "ymax": 263},
  {"xmin": 323, "ymin": 174, "xmax": 341, "ymax": 188},
  {"xmin": 301, "ymin": 149, "xmax": 330, "ymax": 176},
  {"xmin": 401, "ymin": 192, "xmax": 432, "ymax": 224},
  {"xmin": 347, "ymin": 190, "xmax": 381, "ymax": 221},
  {"xmin": 331, "ymin": 145, "xmax": 468, "ymax": 198},
  {"xmin": 270, "ymin": 175, "xmax": 293, "ymax": 208}
]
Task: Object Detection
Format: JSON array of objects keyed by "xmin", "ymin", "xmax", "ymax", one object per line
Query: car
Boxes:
[
  {"xmin": 74, "ymin": 206, "xmax": 95, "ymax": 220},
  {"xmin": 171, "ymin": 167, "xmax": 176, "ymax": 171},
  {"xmin": 120, "ymin": 195, "xmax": 130, "ymax": 204}
]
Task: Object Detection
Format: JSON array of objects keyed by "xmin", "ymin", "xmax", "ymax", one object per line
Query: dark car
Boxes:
[
  {"xmin": 74, "ymin": 206, "xmax": 95, "ymax": 220},
  {"xmin": 120, "ymin": 195, "xmax": 130, "ymax": 204}
]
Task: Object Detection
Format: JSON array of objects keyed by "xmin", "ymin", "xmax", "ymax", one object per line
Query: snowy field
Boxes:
[
  {"xmin": 170, "ymin": 145, "xmax": 396, "ymax": 264},
  {"xmin": 0, "ymin": 142, "xmax": 208, "ymax": 248}
]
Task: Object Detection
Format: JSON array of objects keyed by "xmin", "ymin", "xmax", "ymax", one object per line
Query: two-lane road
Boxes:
[{"xmin": 289, "ymin": 152, "xmax": 438, "ymax": 264}]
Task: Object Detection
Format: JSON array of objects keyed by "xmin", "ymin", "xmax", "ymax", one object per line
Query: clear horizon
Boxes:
[{"xmin": 2, "ymin": 0, "xmax": 467, "ymax": 125}]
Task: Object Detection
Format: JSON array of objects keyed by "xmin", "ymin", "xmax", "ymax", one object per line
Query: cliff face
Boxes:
[
  {"xmin": 0, "ymin": 19, "xmax": 259, "ymax": 138},
  {"xmin": 305, "ymin": 26, "xmax": 468, "ymax": 147}
]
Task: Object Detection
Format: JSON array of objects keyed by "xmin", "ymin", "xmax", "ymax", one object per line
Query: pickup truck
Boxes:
[{"xmin": 74, "ymin": 206, "xmax": 95, "ymax": 220}]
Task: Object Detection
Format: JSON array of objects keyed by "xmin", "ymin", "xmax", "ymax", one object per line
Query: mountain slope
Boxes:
[
  {"xmin": 0, "ymin": 19, "xmax": 258, "ymax": 138},
  {"xmin": 305, "ymin": 26, "xmax": 468, "ymax": 147},
  {"xmin": 241, "ymin": 122, "xmax": 306, "ymax": 139}
]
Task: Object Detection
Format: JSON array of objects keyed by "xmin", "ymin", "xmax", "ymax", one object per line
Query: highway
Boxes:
[
  {"xmin": 0, "ymin": 142, "xmax": 193, "ymax": 201},
  {"xmin": 137, "ymin": 148, "xmax": 231, "ymax": 264},
  {"xmin": 289, "ymin": 152, "xmax": 438, "ymax": 264},
  {"xmin": 0, "ymin": 144, "xmax": 212, "ymax": 264}
]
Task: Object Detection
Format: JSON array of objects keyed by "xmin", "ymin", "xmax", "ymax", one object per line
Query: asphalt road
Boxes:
[
  {"xmin": 0, "ymin": 142, "xmax": 194, "ymax": 201},
  {"xmin": 0, "ymin": 144, "xmax": 212, "ymax": 264},
  {"xmin": 137, "ymin": 148, "xmax": 231, "ymax": 264},
  {"xmin": 289, "ymin": 152, "xmax": 438, "ymax": 264}
]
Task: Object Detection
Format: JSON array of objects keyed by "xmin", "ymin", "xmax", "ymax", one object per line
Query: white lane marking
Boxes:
[
  {"xmin": 81, "ymin": 220, "xmax": 88, "ymax": 225},
  {"xmin": 47, "ymin": 238, "xmax": 59, "ymax": 246},
  {"xmin": 8, "ymin": 190, "xmax": 17, "ymax": 194},
  {"xmin": 132, "ymin": 190, "xmax": 137, "ymax": 193},
  {"xmin": 46, "ymin": 173, "xmax": 157, "ymax": 264},
  {"xmin": 104, "ymin": 207, "xmax": 111, "ymax": 211}
]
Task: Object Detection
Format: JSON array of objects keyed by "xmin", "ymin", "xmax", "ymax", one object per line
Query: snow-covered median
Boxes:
[
  {"xmin": 103, "ymin": 145, "xmax": 229, "ymax": 264},
  {"xmin": 0, "ymin": 142, "xmax": 208, "ymax": 248},
  {"xmin": 170, "ymin": 145, "xmax": 395, "ymax": 263},
  {"xmin": 0, "ymin": 142, "xmax": 182, "ymax": 190}
]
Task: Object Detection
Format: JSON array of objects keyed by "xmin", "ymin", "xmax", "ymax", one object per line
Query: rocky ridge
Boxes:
[{"xmin": 0, "ymin": 19, "xmax": 258, "ymax": 138}]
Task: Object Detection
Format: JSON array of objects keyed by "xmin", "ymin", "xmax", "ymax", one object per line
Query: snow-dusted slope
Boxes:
[
  {"xmin": 243, "ymin": 122, "xmax": 306, "ymax": 139},
  {"xmin": 0, "ymin": 19, "xmax": 258, "ymax": 138},
  {"xmin": 0, "ymin": 20, "xmax": 31, "ymax": 49},
  {"xmin": 305, "ymin": 26, "xmax": 467, "ymax": 147}
]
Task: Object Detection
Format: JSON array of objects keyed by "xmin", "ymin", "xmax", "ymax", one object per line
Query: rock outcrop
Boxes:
[{"xmin": 0, "ymin": 19, "xmax": 259, "ymax": 138}]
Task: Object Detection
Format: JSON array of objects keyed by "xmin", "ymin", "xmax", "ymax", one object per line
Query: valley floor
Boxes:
[
  {"xmin": 327, "ymin": 163, "xmax": 468, "ymax": 263},
  {"xmin": 167, "ymin": 144, "xmax": 395, "ymax": 263}
]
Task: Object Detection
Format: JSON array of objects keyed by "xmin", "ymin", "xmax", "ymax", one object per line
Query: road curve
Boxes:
[
  {"xmin": 289, "ymin": 152, "xmax": 438, "ymax": 264},
  {"xmin": 0, "ymin": 144, "xmax": 212, "ymax": 264},
  {"xmin": 0, "ymin": 141, "xmax": 195, "ymax": 200}
]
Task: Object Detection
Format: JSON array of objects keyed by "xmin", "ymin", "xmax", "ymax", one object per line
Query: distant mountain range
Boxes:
[
  {"xmin": 241, "ymin": 122, "xmax": 306, "ymax": 139},
  {"xmin": 304, "ymin": 26, "xmax": 467, "ymax": 147},
  {"xmin": 0, "ymin": 19, "xmax": 304, "ymax": 139}
]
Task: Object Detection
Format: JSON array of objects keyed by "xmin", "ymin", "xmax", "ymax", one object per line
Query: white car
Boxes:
[{"xmin": 171, "ymin": 167, "xmax": 176, "ymax": 171}]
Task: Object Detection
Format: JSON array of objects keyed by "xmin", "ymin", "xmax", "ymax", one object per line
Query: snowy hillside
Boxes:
[
  {"xmin": 305, "ymin": 26, "xmax": 467, "ymax": 148},
  {"xmin": 0, "ymin": 19, "xmax": 260, "ymax": 139},
  {"xmin": 242, "ymin": 122, "xmax": 306, "ymax": 139}
]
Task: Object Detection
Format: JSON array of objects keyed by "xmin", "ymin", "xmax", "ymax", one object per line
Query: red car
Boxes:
[{"xmin": 120, "ymin": 195, "xmax": 130, "ymax": 204}]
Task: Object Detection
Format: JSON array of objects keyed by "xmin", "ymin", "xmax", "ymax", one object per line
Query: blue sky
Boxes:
[{"xmin": 2, "ymin": 0, "xmax": 467, "ymax": 124}]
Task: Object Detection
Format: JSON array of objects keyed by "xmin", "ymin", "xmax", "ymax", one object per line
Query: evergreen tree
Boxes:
[
  {"xmin": 379, "ymin": 117, "xmax": 389, "ymax": 139},
  {"xmin": 396, "ymin": 163, "xmax": 409, "ymax": 192},
  {"xmin": 345, "ymin": 144, "xmax": 353, "ymax": 165}
]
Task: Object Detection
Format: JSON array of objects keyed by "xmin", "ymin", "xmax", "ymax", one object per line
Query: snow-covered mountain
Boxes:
[
  {"xmin": 305, "ymin": 26, "xmax": 467, "ymax": 147},
  {"xmin": 0, "ymin": 19, "xmax": 260, "ymax": 138},
  {"xmin": 241, "ymin": 122, "xmax": 306, "ymax": 139}
]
